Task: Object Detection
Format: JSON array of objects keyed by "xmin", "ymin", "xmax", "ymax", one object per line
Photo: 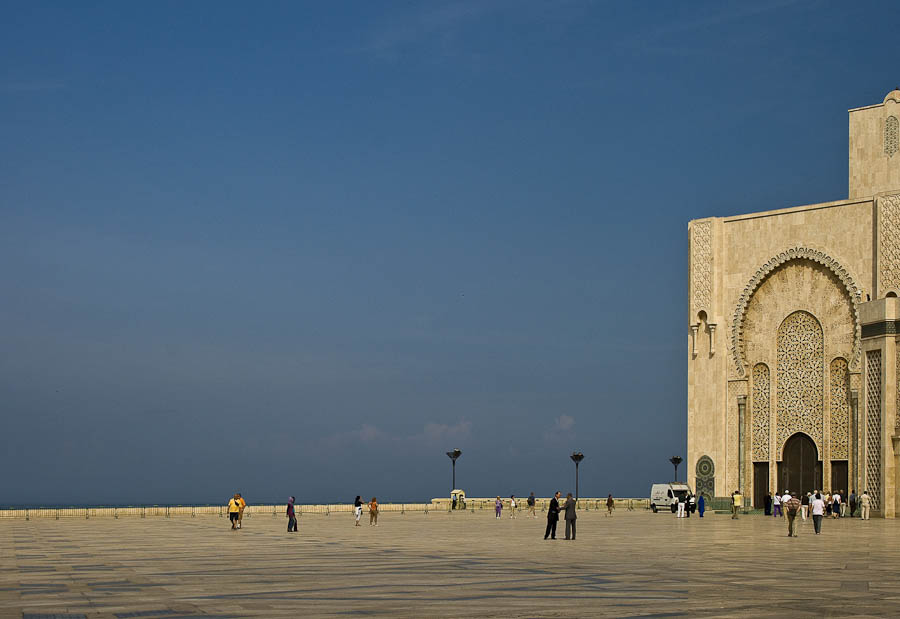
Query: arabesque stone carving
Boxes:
[
  {"xmin": 877, "ymin": 193, "xmax": 900, "ymax": 294},
  {"xmin": 751, "ymin": 363, "xmax": 770, "ymax": 461},
  {"xmin": 830, "ymin": 358, "xmax": 850, "ymax": 459},
  {"xmin": 691, "ymin": 221, "xmax": 712, "ymax": 314}
]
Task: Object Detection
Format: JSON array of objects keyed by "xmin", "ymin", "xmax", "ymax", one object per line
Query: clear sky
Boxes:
[{"xmin": 2, "ymin": 1, "xmax": 898, "ymax": 505}]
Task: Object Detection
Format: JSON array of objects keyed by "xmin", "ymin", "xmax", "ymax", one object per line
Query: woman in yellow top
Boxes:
[
  {"xmin": 368, "ymin": 497, "xmax": 378, "ymax": 526},
  {"xmin": 228, "ymin": 494, "xmax": 241, "ymax": 530}
]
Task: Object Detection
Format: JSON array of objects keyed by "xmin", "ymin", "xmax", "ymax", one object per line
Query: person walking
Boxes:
[
  {"xmin": 544, "ymin": 491, "xmax": 561, "ymax": 539},
  {"xmin": 848, "ymin": 489, "xmax": 857, "ymax": 518},
  {"xmin": 509, "ymin": 495, "xmax": 517, "ymax": 519},
  {"xmin": 494, "ymin": 496, "xmax": 503, "ymax": 519},
  {"xmin": 354, "ymin": 496, "xmax": 363, "ymax": 526},
  {"xmin": 227, "ymin": 494, "xmax": 241, "ymax": 530},
  {"xmin": 368, "ymin": 497, "xmax": 378, "ymax": 526},
  {"xmin": 860, "ymin": 490, "xmax": 871, "ymax": 520},
  {"xmin": 527, "ymin": 492, "xmax": 536, "ymax": 518},
  {"xmin": 800, "ymin": 492, "xmax": 809, "ymax": 521},
  {"xmin": 606, "ymin": 494, "xmax": 615, "ymax": 517},
  {"xmin": 832, "ymin": 491, "xmax": 842, "ymax": 519},
  {"xmin": 731, "ymin": 490, "xmax": 742, "ymax": 519},
  {"xmin": 236, "ymin": 493, "xmax": 247, "ymax": 529},
  {"xmin": 811, "ymin": 492, "xmax": 825, "ymax": 534},
  {"xmin": 697, "ymin": 493, "xmax": 705, "ymax": 518},
  {"xmin": 676, "ymin": 492, "xmax": 686, "ymax": 518},
  {"xmin": 784, "ymin": 492, "xmax": 801, "ymax": 537},
  {"xmin": 286, "ymin": 497, "xmax": 298, "ymax": 533},
  {"xmin": 563, "ymin": 492, "xmax": 577, "ymax": 540},
  {"xmin": 773, "ymin": 491, "xmax": 782, "ymax": 518},
  {"xmin": 825, "ymin": 491, "xmax": 833, "ymax": 517}
]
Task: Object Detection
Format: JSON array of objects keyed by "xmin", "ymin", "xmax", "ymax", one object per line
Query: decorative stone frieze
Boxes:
[{"xmin": 751, "ymin": 363, "xmax": 770, "ymax": 461}]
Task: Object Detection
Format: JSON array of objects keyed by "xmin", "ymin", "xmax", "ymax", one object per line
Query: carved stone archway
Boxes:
[{"xmin": 731, "ymin": 247, "xmax": 863, "ymax": 377}]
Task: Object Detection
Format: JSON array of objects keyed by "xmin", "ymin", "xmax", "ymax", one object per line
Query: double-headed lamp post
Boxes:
[
  {"xmin": 570, "ymin": 451, "xmax": 584, "ymax": 504},
  {"xmin": 446, "ymin": 448, "xmax": 462, "ymax": 490}
]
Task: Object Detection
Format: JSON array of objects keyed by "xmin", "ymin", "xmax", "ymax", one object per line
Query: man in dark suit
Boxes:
[
  {"xmin": 544, "ymin": 491, "xmax": 561, "ymax": 539},
  {"xmin": 563, "ymin": 492, "xmax": 577, "ymax": 540}
]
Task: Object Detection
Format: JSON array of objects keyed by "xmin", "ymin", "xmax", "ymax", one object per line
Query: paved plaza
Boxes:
[{"xmin": 2, "ymin": 509, "xmax": 900, "ymax": 618}]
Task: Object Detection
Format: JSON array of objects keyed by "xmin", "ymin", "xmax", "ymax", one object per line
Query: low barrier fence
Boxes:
[{"xmin": 0, "ymin": 498, "xmax": 651, "ymax": 520}]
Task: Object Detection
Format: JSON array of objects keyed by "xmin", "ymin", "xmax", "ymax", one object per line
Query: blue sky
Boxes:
[{"xmin": 1, "ymin": 1, "xmax": 898, "ymax": 504}]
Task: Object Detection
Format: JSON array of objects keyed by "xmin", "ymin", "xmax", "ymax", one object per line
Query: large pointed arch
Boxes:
[{"xmin": 731, "ymin": 247, "xmax": 862, "ymax": 377}]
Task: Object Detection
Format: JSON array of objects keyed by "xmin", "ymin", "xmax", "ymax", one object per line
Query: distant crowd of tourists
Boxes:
[{"xmin": 225, "ymin": 488, "xmax": 873, "ymax": 537}]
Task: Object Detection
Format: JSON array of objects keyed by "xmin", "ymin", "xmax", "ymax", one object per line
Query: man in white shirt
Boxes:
[
  {"xmin": 781, "ymin": 491, "xmax": 791, "ymax": 510},
  {"xmin": 773, "ymin": 492, "xmax": 782, "ymax": 517},
  {"xmin": 831, "ymin": 491, "xmax": 841, "ymax": 519},
  {"xmin": 810, "ymin": 492, "xmax": 826, "ymax": 534}
]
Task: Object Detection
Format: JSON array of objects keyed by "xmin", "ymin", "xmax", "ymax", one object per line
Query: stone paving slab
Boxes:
[{"xmin": 2, "ymin": 510, "xmax": 899, "ymax": 617}]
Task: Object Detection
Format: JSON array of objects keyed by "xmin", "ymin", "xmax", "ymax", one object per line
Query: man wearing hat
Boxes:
[{"xmin": 784, "ymin": 491, "xmax": 801, "ymax": 537}]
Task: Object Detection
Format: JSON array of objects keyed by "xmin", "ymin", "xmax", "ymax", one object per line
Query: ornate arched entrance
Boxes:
[{"xmin": 778, "ymin": 432, "xmax": 822, "ymax": 495}]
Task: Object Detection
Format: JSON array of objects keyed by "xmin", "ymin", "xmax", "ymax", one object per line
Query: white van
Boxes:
[{"xmin": 650, "ymin": 483, "xmax": 692, "ymax": 513}]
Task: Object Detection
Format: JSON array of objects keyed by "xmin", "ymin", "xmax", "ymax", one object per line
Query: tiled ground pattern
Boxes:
[{"xmin": 2, "ymin": 511, "xmax": 900, "ymax": 617}]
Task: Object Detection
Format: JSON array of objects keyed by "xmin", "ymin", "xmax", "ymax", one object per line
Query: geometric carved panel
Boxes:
[
  {"xmin": 776, "ymin": 311, "xmax": 824, "ymax": 457},
  {"xmin": 695, "ymin": 455, "xmax": 715, "ymax": 498},
  {"xmin": 830, "ymin": 358, "xmax": 850, "ymax": 459},
  {"xmin": 752, "ymin": 363, "xmax": 770, "ymax": 461},
  {"xmin": 865, "ymin": 349, "xmax": 882, "ymax": 510},
  {"xmin": 886, "ymin": 115, "xmax": 899, "ymax": 157}
]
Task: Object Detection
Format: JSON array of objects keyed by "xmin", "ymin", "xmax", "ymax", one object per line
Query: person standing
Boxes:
[
  {"xmin": 860, "ymin": 490, "xmax": 871, "ymax": 520},
  {"xmin": 773, "ymin": 492, "xmax": 782, "ymax": 518},
  {"xmin": 784, "ymin": 492, "xmax": 801, "ymax": 537},
  {"xmin": 354, "ymin": 496, "xmax": 363, "ymax": 526},
  {"xmin": 811, "ymin": 492, "xmax": 825, "ymax": 534},
  {"xmin": 800, "ymin": 492, "xmax": 810, "ymax": 521},
  {"xmin": 527, "ymin": 492, "xmax": 536, "ymax": 518},
  {"xmin": 832, "ymin": 491, "xmax": 842, "ymax": 519},
  {"xmin": 544, "ymin": 491, "xmax": 560, "ymax": 539},
  {"xmin": 237, "ymin": 493, "xmax": 247, "ymax": 529},
  {"xmin": 848, "ymin": 489, "xmax": 857, "ymax": 518},
  {"xmin": 563, "ymin": 492, "xmax": 577, "ymax": 540},
  {"xmin": 764, "ymin": 492, "xmax": 772, "ymax": 516},
  {"xmin": 606, "ymin": 494, "xmax": 615, "ymax": 517},
  {"xmin": 286, "ymin": 497, "xmax": 298, "ymax": 533},
  {"xmin": 697, "ymin": 493, "xmax": 705, "ymax": 518},
  {"xmin": 676, "ymin": 493, "xmax": 686, "ymax": 518},
  {"xmin": 494, "ymin": 496, "xmax": 503, "ymax": 519},
  {"xmin": 227, "ymin": 494, "xmax": 241, "ymax": 530},
  {"xmin": 368, "ymin": 497, "xmax": 378, "ymax": 526},
  {"xmin": 731, "ymin": 490, "xmax": 742, "ymax": 519},
  {"xmin": 825, "ymin": 491, "xmax": 832, "ymax": 517},
  {"xmin": 509, "ymin": 495, "xmax": 517, "ymax": 519}
]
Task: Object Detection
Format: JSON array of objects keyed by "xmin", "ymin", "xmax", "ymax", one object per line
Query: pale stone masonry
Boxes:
[{"xmin": 688, "ymin": 90, "xmax": 900, "ymax": 517}]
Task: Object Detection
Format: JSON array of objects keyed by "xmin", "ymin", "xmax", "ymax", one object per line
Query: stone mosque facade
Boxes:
[{"xmin": 687, "ymin": 90, "xmax": 900, "ymax": 517}]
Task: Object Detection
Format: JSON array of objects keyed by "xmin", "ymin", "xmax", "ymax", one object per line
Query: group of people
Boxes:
[
  {"xmin": 492, "ymin": 493, "xmax": 538, "ymax": 518},
  {"xmin": 765, "ymin": 489, "xmax": 872, "ymax": 522},
  {"xmin": 674, "ymin": 491, "xmax": 704, "ymax": 518},
  {"xmin": 353, "ymin": 496, "xmax": 379, "ymax": 527}
]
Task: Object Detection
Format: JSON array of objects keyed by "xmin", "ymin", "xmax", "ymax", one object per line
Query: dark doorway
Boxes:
[
  {"xmin": 753, "ymin": 462, "xmax": 769, "ymax": 508},
  {"xmin": 831, "ymin": 461, "xmax": 848, "ymax": 494},
  {"xmin": 778, "ymin": 433, "xmax": 821, "ymax": 495}
]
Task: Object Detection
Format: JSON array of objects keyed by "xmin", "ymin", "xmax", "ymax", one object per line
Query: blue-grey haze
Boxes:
[{"xmin": 1, "ymin": 1, "xmax": 897, "ymax": 504}]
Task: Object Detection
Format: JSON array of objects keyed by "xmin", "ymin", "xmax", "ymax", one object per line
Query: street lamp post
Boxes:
[
  {"xmin": 669, "ymin": 456, "xmax": 683, "ymax": 482},
  {"xmin": 570, "ymin": 451, "xmax": 584, "ymax": 504},
  {"xmin": 446, "ymin": 449, "xmax": 462, "ymax": 490}
]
